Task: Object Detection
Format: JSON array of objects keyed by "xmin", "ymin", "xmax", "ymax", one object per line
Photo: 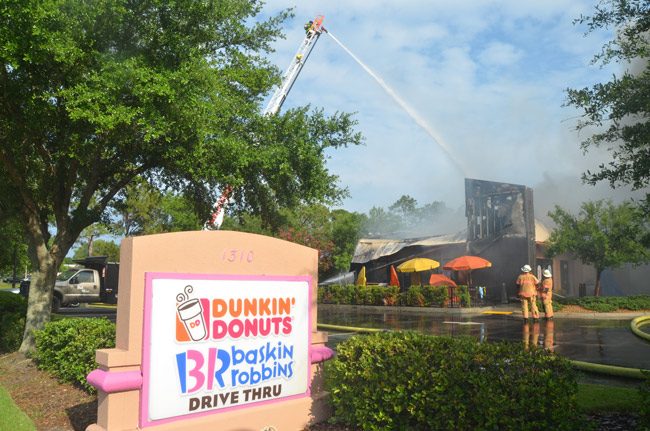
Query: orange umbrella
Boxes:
[
  {"xmin": 428, "ymin": 274, "xmax": 457, "ymax": 288},
  {"xmin": 443, "ymin": 255, "xmax": 491, "ymax": 288},
  {"xmin": 389, "ymin": 265, "xmax": 400, "ymax": 288},
  {"xmin": 443, "ymin": 256, "xmax": 492, "ymax": 271}
]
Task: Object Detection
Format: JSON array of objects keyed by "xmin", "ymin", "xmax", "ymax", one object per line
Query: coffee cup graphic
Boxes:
[{"xmin": 177, "ymin": 298, "xmax": 207, "ymax": 341}]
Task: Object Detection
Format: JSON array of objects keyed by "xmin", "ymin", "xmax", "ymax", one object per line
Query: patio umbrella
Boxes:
[
  {"xmin": 356, "ymin": 266, "xmax": 367, "ymax": 287},
  {"xmin": 428, "ymin": 274, "xmax": 458, "ymax": 288},
  {"xmin": 396, "ymin": 258, "xmax": 440, "ymax": 273},
  {"xmin": 397, "ymin": 258, "xmax": 440, "ymax": 286},
  {"xmin": 442, "ymin": 255, "xmax": 492, "ymax": 287},
  {"xmin": 389, "ymin": 265, "xmax": 400, "ymax": 288},
  {"xmin": 442, "ymin": 256, "xmax": 492, "ymax": 271}
]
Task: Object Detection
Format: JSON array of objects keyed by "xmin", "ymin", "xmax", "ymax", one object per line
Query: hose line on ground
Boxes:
[
  {"xmin": 570, "ymin": 359, "xmax": 648, "ymax": 380},
  {"xmin": 317, "ymin": 323, "xmax": 385, "ymax": 333},
  {"xmin": 317, "ymin": 323, "xmax": 650, "ymax": 380},
  {"xmin": 630, "ymin": 315, "xmax": 650, "ymax": 342}
]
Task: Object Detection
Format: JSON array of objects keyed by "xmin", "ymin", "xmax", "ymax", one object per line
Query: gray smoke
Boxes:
[{"xmin": 532, "ymin": 172, "xmax": 644, "ymax": 226}]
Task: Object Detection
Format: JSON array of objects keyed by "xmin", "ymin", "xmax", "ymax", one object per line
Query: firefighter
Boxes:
[
  {"xmin": 516, "ymin": 264, "xmax": 539, "ymax": 322},
  {"xmin": 304, "ymin": 20, "xmax": 313, "ymax": 35},
  {"xmin": 539, "ymin": 269, "xmax": 554, "ymax": 320}
]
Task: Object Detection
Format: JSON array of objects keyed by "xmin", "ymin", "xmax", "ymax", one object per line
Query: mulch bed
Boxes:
[{"xmin": 0, "ymin": 352, "xmax": 96, "ymax": 431}]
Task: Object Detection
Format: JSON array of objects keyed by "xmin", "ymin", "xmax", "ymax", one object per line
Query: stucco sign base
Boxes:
[{"xmin": 86, "ymin": 231, "xmax": 331, "ymax": 431}]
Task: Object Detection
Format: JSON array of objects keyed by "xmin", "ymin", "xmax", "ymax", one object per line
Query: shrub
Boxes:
[
  {"xmin": 381, "ymin": 286, "xmax": 400, "ymax": 306},
  {"xmin": 0, "ymin": 291, "xmax": 27, "ymax": 352},
  {"xmin": 319, "ymin": 285, "xmax": 400, "ymax": 306},
  {"xmin": 559, "ymin": 295, "xmax": 650, "ymax": 312},
  {"xmin": 32, "ymin": 318, "xmax": 115, "ymax": 393},
  {"xmin": 327, "ymin": 331, "xmax": 580, "ymax": 431},
  {"xmin": 421, "ymin": 285, "xmax": 448, "ymax": 307},
  {"xmin": 457, "ymin": 284, "xmax": 470, "ymax": 307},
  {"xmin": 400, "ymin": 286, "xmax": 426, "ymax": 306}
]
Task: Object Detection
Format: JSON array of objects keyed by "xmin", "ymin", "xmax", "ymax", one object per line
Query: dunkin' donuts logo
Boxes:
[
  {"xmin": 175, "ymin": 285, "xmax": 296, "ymax": 343},
  {"xmin": 176, "ymin": 286, "xmax": 210, "ymax": 341}
]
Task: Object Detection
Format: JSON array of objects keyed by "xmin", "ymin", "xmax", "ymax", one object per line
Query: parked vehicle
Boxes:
[{"xmin": 20, "ymin": 256, "xmax": 118, "ymax": 312}]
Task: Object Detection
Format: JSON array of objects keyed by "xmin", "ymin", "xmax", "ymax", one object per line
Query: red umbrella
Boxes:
[
  {"xmin": 443, "ymin": 256, "xmax": 492, "ymax": 271},
  {"xmin": 389, "ymin": 265, "xmax": 400, "ymax": 288},
  {"xmin": 428, "ymin": 274, "xmax": 457, "ymax": 288}
]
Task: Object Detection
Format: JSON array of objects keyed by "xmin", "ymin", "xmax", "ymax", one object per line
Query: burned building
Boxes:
[
  {"xmin": 348, "ymin": 177, "xmax": 647, "ymax": 301},
  {"xmin": 464, "ymin": 178, "xmax": 536, "ymax": 300},
  {"xmin": 350, "ymin": 179, "xmax": 543, "ymax": 302}
]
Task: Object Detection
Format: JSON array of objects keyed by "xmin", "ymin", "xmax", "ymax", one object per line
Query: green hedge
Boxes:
[
  {"xmin": 319, "ymin": 285, "xmax": 400, "ymax": 306},
  {"xmin": 559, "ymin": 295, "xmax": 650, "ymax": 312},
  {"xmin": 32, "ymin": 318, "xmax": 116, "ymax": 393},
  {"xmin": 327, "ymin": 331, "xmax": 580, "ymax": 431},
  {"xmin": 319, "ymin": 285, "xmax": 460, "ymax": 307},
  {"xmin": 0, "ymin": 291, "xmax": 27, "ymax": 352}
]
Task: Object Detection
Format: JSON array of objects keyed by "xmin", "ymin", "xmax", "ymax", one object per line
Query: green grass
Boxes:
[
  {"xmin": 0, "ymin": 384, "xmax": 35, "ymax": 431},
  {"xmin": 0, "ymin": 281, "xmax": 14, "ymax": 290},
  {"xmin": 576, "ymin": 383, "xmax": 643, "ymax": 413}
]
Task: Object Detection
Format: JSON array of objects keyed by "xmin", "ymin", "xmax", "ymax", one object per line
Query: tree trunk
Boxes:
[
  {"xmin": 18, "ymin": 212, "xmax": 73, "ymax": 353},
  {"xmin": 19, "ymin": 259, "xmax": 58, "ymax": 353},
  {"xmin": 593, "ymin": 269, "xmax": 602, "ymax": 297},
  {"xmin": 88, "ymin": 233, "xmax": 95, "ymax": 256}
]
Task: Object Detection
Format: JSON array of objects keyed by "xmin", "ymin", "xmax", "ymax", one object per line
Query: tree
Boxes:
[
  {"xmin": 76, "ymin": 224, "xmax": 111, "ymax": 258},
  {"xmin": 222, "ymin": 205, "xmax": 364, "ymax": 279},
  {"xmin": 363, "ymin": 206, "xmax": 402, "ymax": 238},
  {"xmin": 546, "ymin": 200, "xmax": 649, "ymax": 296},
  {"xmin": 110, "ymin": 178, "xmax": 203, "ymax": 236},
  {"xmin": 0, "ymin": 216, "xmax": 31, "ymax": 279},
  {"xmin": 364, "ymin": 196, "xmax": 454, "ymax": 238},
  {"xmin": 0, "ymin": 1, "xmax": 362, "ymax": 352},
  {"xmin": 567, "ymin": 0, "xmax": 650, "ymax": 206},
  {"xmin": 330, "ymin": 209, "xmax": 365, "ymax": 276},
  {"xmin": 72, "ymin": 239, "xmax": 120, "ymax": 262}
]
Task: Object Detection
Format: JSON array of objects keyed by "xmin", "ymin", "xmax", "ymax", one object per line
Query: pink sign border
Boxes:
[{"xmin": 140, "ymin": 272, "xmax": 313, "ymax": 428}]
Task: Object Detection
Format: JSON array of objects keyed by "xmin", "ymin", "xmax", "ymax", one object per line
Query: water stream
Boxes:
[{"xmin": 326, "ymin": 30, "xmax": 471, "ymax": 177}]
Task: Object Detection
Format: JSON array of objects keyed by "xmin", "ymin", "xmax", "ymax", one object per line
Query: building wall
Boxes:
[
  {"xmin": 467, "ymin": 236, "xmax": 531, "ymax": 301},
  {"xmin": 465, "ymin": 179, "xmax": 536, "ymax": 302}
]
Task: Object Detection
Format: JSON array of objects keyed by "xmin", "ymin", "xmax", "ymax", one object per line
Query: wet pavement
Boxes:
[{"xmin": 318, "ymin": 305, "xmax": 650, "ymax": 371}]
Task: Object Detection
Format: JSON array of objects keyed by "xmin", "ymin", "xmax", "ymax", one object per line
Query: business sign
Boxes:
[{"xmin": 140, "ymin": 273, "xmax": 311, "ymax": 428}]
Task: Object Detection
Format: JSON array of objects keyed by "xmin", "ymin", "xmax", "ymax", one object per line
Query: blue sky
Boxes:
[{"xmin": 259, "ymin": 0, "xmax": 642, "ymax": 226}]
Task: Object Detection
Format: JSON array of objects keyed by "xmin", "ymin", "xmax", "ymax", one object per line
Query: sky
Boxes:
[{"xmin": 258, "ymin": 0, "xmax": 644, "ymax": 228}]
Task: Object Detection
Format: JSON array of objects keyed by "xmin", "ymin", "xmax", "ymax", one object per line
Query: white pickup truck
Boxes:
[
  {"xmin": 20, "ymin": 256, "xmax": 119, "ymax": 311},
  {"xmin": 52, "ymin": 268, "xmax": 102, "ymax": 311}
]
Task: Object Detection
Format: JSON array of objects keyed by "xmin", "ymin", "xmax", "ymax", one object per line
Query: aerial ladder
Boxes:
[{"xmin": 204, "ymin": 16, "xmax": 327, "ymax": 230}]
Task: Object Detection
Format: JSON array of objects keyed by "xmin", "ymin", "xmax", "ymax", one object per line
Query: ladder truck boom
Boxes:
[
  {"xmin": 205, "ymin": 16, "xmax": 326, "ymax": 230},
  {"xmin": 264, "ymin": 16, "xmax": 326, "ymax": 115}
]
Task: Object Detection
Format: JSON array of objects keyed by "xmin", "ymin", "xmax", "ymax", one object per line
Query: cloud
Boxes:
[
  {"xmin": 478, "ymin": 42, "xmax": 523, "ymax": 67},
  {"xmin": 258, "ymin": 1, "xmax": 621, "ymax": 215}
]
